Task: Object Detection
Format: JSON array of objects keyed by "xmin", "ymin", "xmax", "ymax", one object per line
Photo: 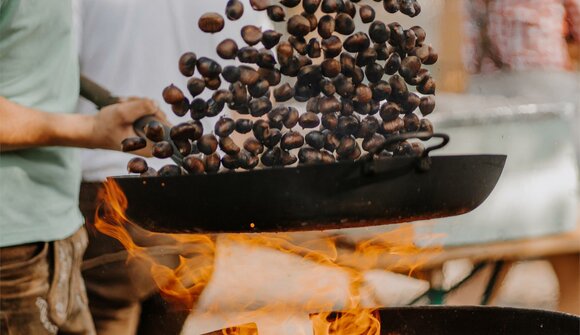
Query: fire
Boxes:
[{"xmin": 95, "ymin": 180, "xmax": 441, "ymax": 334}]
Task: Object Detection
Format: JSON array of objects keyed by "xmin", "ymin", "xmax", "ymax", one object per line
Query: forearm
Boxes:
[
  {"xmin": 0, "ymin": 97, "xmax": 96, "ymax": 151},
  {"xmin": 564, "ymin": 0, "xmax": 580, "ymax": 43}
]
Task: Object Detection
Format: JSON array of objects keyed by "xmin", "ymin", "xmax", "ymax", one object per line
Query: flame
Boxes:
[
  {"xmin": 95, "ymin": 180, "xmax": 441, "ymax": 334},
  {"xmin": 95, "ymin": 181, "xmax": 215, "ymax": 309}
]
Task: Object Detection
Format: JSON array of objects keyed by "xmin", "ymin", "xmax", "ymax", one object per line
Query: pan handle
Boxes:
[
  {"xmin": 80, "ymin": 75, "xmax": 121, "ymax": 108},
  {"xmin": 369, "ymin": 132, "xmax": 450, "ymax": 174},
  {"xmin": 383, "ymin": 132, "xmax": 450, "ymax": 158},
  {"xmin": 79, "ymin": 75, "xmax": 183, "ymax": 165},
  {"xmin": 336, "ymin": 132, "xmax": 450, "ymax": 193},
  {"xmin": 80, "ymin": 75, "xmax": 166, "ymax": 135}
]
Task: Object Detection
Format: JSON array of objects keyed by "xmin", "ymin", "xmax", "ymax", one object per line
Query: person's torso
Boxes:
[{"xmin": 0, "ymin": 0, "xmax": 83, "ymax": 247}]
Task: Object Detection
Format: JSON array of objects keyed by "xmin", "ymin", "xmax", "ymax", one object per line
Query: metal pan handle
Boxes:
[
  {"xmin": 337, "ymin": 132, "xmax": 450, "ymax": 193},
  {"xmin": 79, "ymin": 75, "xmax": 183, "ymax": 165},
  {"xmin": 382, "ymin": 132, "xmax": 449, "ymax": 172},
  {"xmin": 383, "ymin": 132, "xmax": 450, "ymax": 158},
  {"xmin": 80, "ymin": 75, "xmax": 163, "ymax": 134},
  {"xmin": 80, "ymin": 75, "xmax": 121, "ymax": 108}
]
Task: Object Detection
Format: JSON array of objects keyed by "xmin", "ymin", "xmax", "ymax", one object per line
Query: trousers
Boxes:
[
  {"xmin": 79, "ymin": 182, "xmax": 189, "ymax": 335},
  {"xmin": 0, "ymin": 228, "xmax": 95, "ymax": 335}
]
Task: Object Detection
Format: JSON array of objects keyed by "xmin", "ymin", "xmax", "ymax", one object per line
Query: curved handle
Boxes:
[{"xmin": 384, "ymin": 132, "xmax": 450, "ymax": 158}]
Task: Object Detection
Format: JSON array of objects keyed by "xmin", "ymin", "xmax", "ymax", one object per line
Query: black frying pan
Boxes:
[
  {"xmin": 110, "ymin": 153, "xmax": 505, "ymax": 233},
  {"xmin": 320, "ymin": 306, "xmax": 580, "ymax": 335},
  {"xmin": 80, "ymin": 76, "xmax": 507, "ymax": 234}
]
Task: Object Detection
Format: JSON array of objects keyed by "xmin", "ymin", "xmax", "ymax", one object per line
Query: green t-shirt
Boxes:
[{"xmin": 0, "ymin": 0, "xmax": 83, "ymax": 247}]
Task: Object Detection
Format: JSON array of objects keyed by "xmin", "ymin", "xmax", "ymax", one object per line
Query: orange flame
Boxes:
[{"xmin": 95, "ymin": 180, "xmax": 441, "ymax": 334}]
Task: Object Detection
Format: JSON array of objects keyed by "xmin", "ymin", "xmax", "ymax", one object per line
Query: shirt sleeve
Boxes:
[
  {"xmin": 71, "ymin": 0, "xmax": 82, "ymax": 56},
  {"xmin": 564, "ymin": 0, "xmax": 580, "ymax": 42}
]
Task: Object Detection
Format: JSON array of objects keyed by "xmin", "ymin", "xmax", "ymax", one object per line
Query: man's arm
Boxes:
[
  {"xmin": 0, "ymin": 96, "xmax": 161, "ymax": 152},
  {"xmin": 564, "ymin": 0, "xmax": 580, "ymax": 43}
]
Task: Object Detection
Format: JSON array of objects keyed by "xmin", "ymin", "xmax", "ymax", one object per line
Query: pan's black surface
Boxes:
[
  {"xmin": 375, "ymin": 306, "xmax": 579, "ymax": 335},
  {"xmin": 109, "ymin": 154, "xmax": 506, "ymax": 233}
]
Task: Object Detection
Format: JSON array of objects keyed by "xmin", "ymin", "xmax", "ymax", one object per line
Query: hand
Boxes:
[{"xmin": 88, "ymin": 98, "xmax": 164, "ymax": 152}]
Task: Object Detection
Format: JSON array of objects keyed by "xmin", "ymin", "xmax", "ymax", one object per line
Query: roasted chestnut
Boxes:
[
  {"xmin": 217, "ymin": 39, "xmax": 239, "ymax": 60},
  {"xmin": 287, "ymin": 14, "xmax": 311, "ymax": 37},
  {"xmin": 162, "ymin": 84, "xmax": 185, "ymax": 105},
  {"xmin": 299, "ymin": 111, "xmax": 321, "ymax": 128},
  {"xmin": 183, "ymin": 155, "xmax": 205, "ymax": 174},
  {"xmin": 334, "ymin": 13, "xmax": 355, "ymax": 35},
  {"xmin": 305, "ymin": 130, "xmax": 325, "ymax": 149},
  {"xmin": 152, "ymin": 141, "xmax": 174, "ymax": 159},
  {"xmin": 170, "ymin": 121, "xmax": 203, "ymax": 141},
  {"xmin": 359, "ymin": 5, "xmax": 375, "ymax": 23},
  {"xmin": 267, "ymin": 5, "xmax": 286, "ymax": 22},
  {"xmin": 262, "ymin": 30, "xmax": 283, "ymax": 49},
  {"xmin": 226, "ymin": 0, "xmax": 244, "ymax": 20},
  {"xmin": 198, "ymin": 13, "xmax": 225, "ymax": 33},
  {"xmin": 241, "ymin": 25, "xmax": 263, "ymax": 46},
  {"xmin": 318, "ymin": 15, "xmax": 335, "ymax": 39},
  {"xmin": 214, "ymin": 117, "xmax": 236, "ymax": 137},
  {"xmin": 197, "ymin": 134, "xmax": 218, "ymax": 155},
  {"xmin": 127, "ymin": 157, "xmax": 148, "ymax": 174},
  {"xmin": 121, "ymin": 137, "xmax": 147, "ymax": 152},
  {"xmin": 158, "ymin": 165, "xmax": 182, "ymax": 176},
  {"xmin": 243, "ymin": 137, "xmax": 264, "ymax": 155},
  {"xmin": 178, "ymin": 52, "xmax": 197, "ymax": 77},
  {"xmin": 259, "ymin": 147, "xmax": 280, "ymax": 167},
  {"xmin": 197, "ymin": 57, "xmax": 222, "ymax": 78},
  {"xmin": 145, "ymin": 120, "xmax": 165, "ymax": 142}
]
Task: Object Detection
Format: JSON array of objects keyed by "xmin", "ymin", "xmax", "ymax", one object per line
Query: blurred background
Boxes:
[
  {"xmin": 75, "ymin": 1, "xmax": 579, "ymax": 334},
  {"xmin": 262, "ymin": 0, "xmax": 580, "ymax": 313}
]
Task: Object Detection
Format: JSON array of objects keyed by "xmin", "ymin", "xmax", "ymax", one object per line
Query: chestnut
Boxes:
[
  {"xmin": 287, "ymin": 15, "xmax": 311, "ymax": 37},
  {"xmin": 121, "ymin": 137, "xmax": 146, "ymax": 152},
  {"xmin": 217, "ymin": 39, "xmax": 239, "ymax": 60},
  {"xmin": 152, "ymin": 141, "xmax": 174, "ymax": 159},
  {"xmin": 158, "ymin": 165, "xmax": 182, "ymax": 176},
  {"xmin": 183, "ymin": 155, "xmax": 205, "ymax": 174},
  {"xmin": 241, "ymin": 25, "xmax": 263, "ymax": 46},
  {"xmin": 127, "ymin": 157, "xmax": 148, "ymax": 174},
  {"xmin": 235, "ymin": 119, "xmax": 253, "ymax": 134},
  {"xmin": 214, "ymin": 117, "xmax": 236, "ymax": 137},
  {"xmin": 359, "ymin": 5, "xmax": 375, "ymax": 23},
  {"xmin": 145, "ymin": 120, "xmax": 165, "ymax": 142},
  {"xmin": 198, "ymin": 13, "xmax": 225, "ymax": 33},
  {"xmin": 197, "ymin": 134, "xmax": 218, "ymax": 155},
  {"xmin": 162, "ymin": 84, "xmax": 185, "ymax": 105},
  {"xmin": 178, "ymin": 52, "xmax": 197, "ymax": 77},
  {"xmin": 226, "ymin": 0, "xmax": 244, "ymax": 20},
  {"xmin": 204, "ymin": 153, "xmax": 221, "ymax": 173}
]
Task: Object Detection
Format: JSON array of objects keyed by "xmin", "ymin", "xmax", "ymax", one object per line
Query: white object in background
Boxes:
[
  {"xmin": 360, "ymin": 270, "xmax": 429, "ymax": 308},
  {"xmin": 182, "ymin": 237, "xmax": 429, "ymax": 335},
  {"xmin": 74, "ymin": 0, "xmax": 273, "ymax": 181},
  {"xmin": 494, "ymin": 261, "xmax": 560, "ymax": 310},
  {"xmin": 417, "ymin": 103, "xmax": 578, "ymax": 246}
]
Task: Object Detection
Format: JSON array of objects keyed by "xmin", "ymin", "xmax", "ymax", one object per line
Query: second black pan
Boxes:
[{"xmin": 319, "ymin": 306, "xmax": 579, "ymax": 335}]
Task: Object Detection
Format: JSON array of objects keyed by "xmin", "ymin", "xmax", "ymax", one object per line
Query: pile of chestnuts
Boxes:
[{"xmin": 123, "ymin": 0, "xmax": 438, "ymax": 177}]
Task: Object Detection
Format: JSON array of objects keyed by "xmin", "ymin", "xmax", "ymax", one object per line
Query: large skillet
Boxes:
[
  {"xmin": 81, "ymin": 76, "xmax": 506, "ymax": 234},
  {"xmin": 318, "ymin": 306, "xmax": 580, "ymax": 335}
]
